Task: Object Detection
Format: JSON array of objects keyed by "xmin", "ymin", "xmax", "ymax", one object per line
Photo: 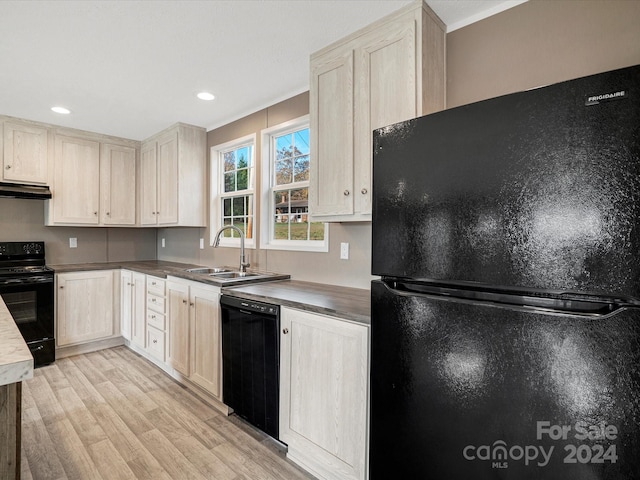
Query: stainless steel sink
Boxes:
[
  {"xmin": 208, "ymin": 271, "xmax": 258, "ymax": 279},
  {"xmin": 184, "ymin": 265, "xmax": 288, "ymax": 283},
  {"xmin": 186, "ymin": 267, "xmax": 230, "ymax": 274}
]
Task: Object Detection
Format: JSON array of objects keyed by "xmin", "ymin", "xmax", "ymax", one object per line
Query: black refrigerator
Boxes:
[{"xmin": 370, "ymin": 65, "xmax": 640, "ymax": 479}]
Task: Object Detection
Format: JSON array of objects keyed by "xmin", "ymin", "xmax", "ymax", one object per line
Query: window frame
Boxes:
[
  {"xmin": 210, "ymin": 133, "xmax": 257, "ymax": 249},
  {"xmin": 260, "ymin": 116, "xmax": 328, "ymax": 252}
]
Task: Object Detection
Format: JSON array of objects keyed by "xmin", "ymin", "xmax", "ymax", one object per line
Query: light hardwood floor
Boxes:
[{"xmin": 21, "ymin": 346, "xmax": 315, "ymax": 480}]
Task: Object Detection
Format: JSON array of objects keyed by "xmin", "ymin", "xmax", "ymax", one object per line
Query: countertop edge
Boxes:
[{"xmin": 0, "ymin": 298, "xmax": 34, "ymax": 387}]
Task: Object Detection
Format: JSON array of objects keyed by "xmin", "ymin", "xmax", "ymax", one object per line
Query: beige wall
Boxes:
[
  {"xmin": 158, "ymin": 0, "xmax": 640, "ymax": 290},
  {"xmin": 0, "ymin": 198, "xmax": 156, "ymax": 264},
  {"xmin": 447, "ymin": 0, "xmax": 640, "ymax": 108}
]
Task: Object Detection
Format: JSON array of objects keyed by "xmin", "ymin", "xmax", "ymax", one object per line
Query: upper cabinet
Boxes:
[
  {"xmin": 51, "ymin": 134, "xmax": 101, "ymax": 224},
  {"xmin": 100, "ymin": 143, "xmax": 137, "ymax": 225},
  {"xmin": 46, "ymin": 132, "xmax": 138, "ymax": 226},
  {"xmin": 139, "ymin": 123, "xmax": 206, "ymax": 227},
  {"xmin": 309, "ymin": 1, "xmax": 446, "ymax": 222},
  {"xmin": 2, "ymin": 119, "xmax": 50, "ymax": 185}
]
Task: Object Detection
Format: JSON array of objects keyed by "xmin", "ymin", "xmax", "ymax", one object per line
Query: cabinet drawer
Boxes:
[
  {"xmin": 147, "ymin": 276, "xmax": 165, "ymax": 296},
  {"xmin": 146, "ymin": 310, "xmax": 165, "ymax": 331},
  {"xmin": 147, "ymin": 293, "xmax": 165, "ymax": 313},
  {"xmin": 146, "ymin": 326, "xmax": 165, "ymax": 361}
]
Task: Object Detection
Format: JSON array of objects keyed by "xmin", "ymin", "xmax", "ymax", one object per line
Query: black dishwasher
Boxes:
[{"xmin": 220, "ymin": 295, "xmax": 280, "ymax": 439}]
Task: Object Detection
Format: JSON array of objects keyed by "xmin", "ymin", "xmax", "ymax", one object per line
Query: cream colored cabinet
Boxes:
[
  {"xmin": 166, "ymin": 279, "xmax": 189, "ymax": 373},
  {"xmin": 139, "ymin": 123, "xmax": 206, "ymax": 227},
  {"xmin": 49, "ymin": 133, "xmax": 138, "ymax": 226},
  {"xmin": 146, "ymin": 275, "xmax": 167, "ymax": 362},
  {"xmin": 57, "ymin": 270, "xmax": 116, "ymax": 347},
  {"xmin": 51, "ymin": 135, "xmax": 101, "ymax": 224},
  {"xmin": 2, "ymin": 119, "xmax": 50, "ymax": 185},
  {"xmin": 188, "ymin": 284, "xmax": 222, "ymax": 400},
  {"xmin": 309, "ymin": 1, "xmax": 445, "ymax": 221},
  {"xmin": 100, "ymin": 143, "xmax": 136, "ymax": 225},
  {"xmin": 120, "ymin": 270, "xmax": 146, "ymax": 347},
  {"xmin": 166, "ymin": 278, "xmax": 222, "ymax": 399},
  {"xmin": 280, "ymin": 307, "xmax": 369, "ymax": 480}
]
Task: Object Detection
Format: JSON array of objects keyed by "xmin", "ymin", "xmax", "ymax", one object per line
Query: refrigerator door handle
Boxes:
[{"xmin": 383, "ymin": 279, "xmax": 631, "ymax": 318}]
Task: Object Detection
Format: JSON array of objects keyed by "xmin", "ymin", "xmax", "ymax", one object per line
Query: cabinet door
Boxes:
[
  {"xmin": 100, "ymin": 143, "xmax": 136, "ymax": 225},
  {"xmin": 53, "ymin": 135, "xmax": 100, "ymax": 224},
  {"xmin": 355, "ymin": 18, "xmax": 417, "ymax": 216},
  {"xmin": 189, "ymin": 285, "xmax": 221, "ymax": 399},
  {"xmin": 156, "ymin": 131, "xmax": 179, "ymax": 225},
  {"xmin": 57, "ymin": 271, "xmax": 114, "ymax": 346},
  {"xmin": 3, "ymin": 121, "xmax": 49, "ymax": 184},
  {"xmin": 131, "ymin": 272, "xmax": 147, "ymax": 348},
  {"xmin": 166, "ymin": 280, "xmax": 190, "ymax": 375},
  {"xmin": 120, "ymin": 270, "xmax": 133, "ymax": 340},
  {"xmin": 309, "ymin": 49, "xmax": 354, "ymax": 217},
  {"xmin": 280, "ymin": 307, "xmax": 369, "ymax": 480},
  {"xmin": 139, "ymin": 140, "xmax": 158, "ymax": 225}
]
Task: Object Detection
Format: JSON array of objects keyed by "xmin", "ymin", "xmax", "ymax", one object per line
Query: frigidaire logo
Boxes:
[{"xmin": 585, "ymin": 90, "xmax": 627, "ymax": 105}]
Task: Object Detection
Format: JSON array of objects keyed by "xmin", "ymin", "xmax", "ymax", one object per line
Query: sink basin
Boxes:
[
  {"xmin": 186, "ymin": 267, "xmax": 230, "ymax": 274},
  {"xmin": 208, "ymin": 271, "xmax": 258, "ymax": 279}
]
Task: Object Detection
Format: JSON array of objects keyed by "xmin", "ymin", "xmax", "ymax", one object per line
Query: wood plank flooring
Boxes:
[{"xmin": 21, "ymin": 346, "xmax": 315, "ymax": 480}]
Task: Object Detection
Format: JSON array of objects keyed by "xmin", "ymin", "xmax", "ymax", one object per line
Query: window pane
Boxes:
[
  {"xmin": 293, "ymin": 155, "xmax": 309, "ymax": 182},
  {"xmin": 223, "ymin": 198, "xmax": 231, "ymax": 216},
  {"xmin": 294, "ymin": 129, "xmax": 310, "ymax": 156},
  {"xmin": 275, "ymin": 158, "xmax": 293, "ymax": 185},
  {"xmin": 237, "ymin": 168, "xmax": 249, "ymax": 190},
  {"xmin": 276, "ymin": 135, "xmax": 293, "ymax": 159},
  {"xmin": 237, "ymin": 147, "xmax": 250, "ymax": 168},
  {"xmin": 232, "ymin": 196, "xmax": 245, "ymax": 216},
  {"xmin": 224, "ymin": 172, "xmax": 235, "ymax": 192},
  {"xmin": 223, "ymin": 152, "xmax": 235, "ymax": 172}
]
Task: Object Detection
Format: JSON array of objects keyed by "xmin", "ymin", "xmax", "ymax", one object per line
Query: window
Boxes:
[
  {"xmin": 261, "ymin": 116, "xmax": 328, "ymax": 251},
  {"xmin": 210, "ymin": 134, "xmax": 256, "ymax": 247}
]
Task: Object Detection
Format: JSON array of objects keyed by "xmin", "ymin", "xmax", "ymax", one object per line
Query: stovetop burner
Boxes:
[{"xmin": 0, "ymin": 265, "xmax": 53, "ymax": 275}]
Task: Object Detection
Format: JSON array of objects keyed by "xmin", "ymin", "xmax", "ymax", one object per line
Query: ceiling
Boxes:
[{"xmin": 0, "ymin": 0, "xmax": 525, "ymax": 141}]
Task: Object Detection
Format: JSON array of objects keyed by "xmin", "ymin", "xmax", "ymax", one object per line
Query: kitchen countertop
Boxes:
[
  {"xmin": 0, "ymin": 298, "xmax": 34, "ymax": 386},
  {"xmin": 49, "ymin": 260, "xmax": 290, "ymax": 287},
  {"xmin": 222, "ymin": 280, "xmax": 371, "ymax": 325},
  {"xmin": 49, "ymin": 260, "xmax": 370, "ymax": 324}
]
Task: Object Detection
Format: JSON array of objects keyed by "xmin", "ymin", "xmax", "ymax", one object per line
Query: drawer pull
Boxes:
[{"xmin": 153, "ymin": 339, "xmax": 158, "ymax": 344}]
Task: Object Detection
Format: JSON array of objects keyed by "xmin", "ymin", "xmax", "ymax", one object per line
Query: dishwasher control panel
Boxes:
[{"xmin": 220, "ymin": 294, "xmax": 279, "ymax": 316}]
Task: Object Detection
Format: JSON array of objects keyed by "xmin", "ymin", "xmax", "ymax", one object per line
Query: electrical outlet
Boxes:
[
  {"xmin": 340, "ymin": 242, "xmax": 349, "ymax": 260},
  {"xmin": 161, "ymin": 238, "xmax": 165, "ymax": 248},
  {"xmin": 69, "ymin": 237, "xmax": 77, "ymax": 248},
  {"xmin": 200, "ymin": 238, "xmax": 204, "ymax": 249}
]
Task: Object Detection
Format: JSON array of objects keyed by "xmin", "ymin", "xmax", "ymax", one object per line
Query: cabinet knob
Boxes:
[
  {"xmin": 127, "ymin": 282, "xmax": 131, "ymax": 286},
  {"xmin": 190, "ymin": 302, "xmax": 194, "ymax": 307},
  {"xmin": 182, "ymin": 299, "xmax": 187, "ymax": 305},
  {"xmin": 106, "ymin": 212, "xmax": 110, "ymax": 216},
  {"xmin": 153, "ymin": 339, "xmax": 157, "ymax": 344},
  {"xmin": 151, "ymin": 315, "xmax": 156, "ymax": 319},
  {"xmin": 5, "ymin": 165, "xmax": 11, "ymax": 170},
  {"xmin": 361, "ymin": 188, "xmax": 368, "ymax": 195},
  {"xmin": 59, "ymin": 285, "xmax": 64, "ymax": 289},
  {"xmin": 343, "ymin": 190, "xmax": 350, "ymax": 196},
  {"xmin": 283, "ymin": 328, "xmax": 289, "ymax": 334},
  {"xmin": 94, "ymin": 211, "xmax": 98, "ymax": 216},
  {"xmin": 151, "ymin": 298, "xmax": 157, "ymax": 303}
]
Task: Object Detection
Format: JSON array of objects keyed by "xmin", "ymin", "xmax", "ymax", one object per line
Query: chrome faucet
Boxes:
[{"xmin": 213, "ymin": 225, "xmax": 250, "ymax": 273}]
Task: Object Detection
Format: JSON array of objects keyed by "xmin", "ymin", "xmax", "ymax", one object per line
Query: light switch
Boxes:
[
  {"xmin": 69, "ymin": 237, "xmax": 77, "ymax": 248},
  {"xmin": 200, "ymin": 238, "xmax": 204, "ymax": 249},
  {"xmin": 161, "ymin": 238, "xmax": 166, "ymax": 248},
  {"xmin": 340, "ymin": 242, "xmax": 349, "ymax": 260}
]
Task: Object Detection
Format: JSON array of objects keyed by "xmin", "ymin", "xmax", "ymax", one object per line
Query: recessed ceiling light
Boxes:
[
  {"xmin": 197, "ymin": 92, "xmax": 215, "ymax": 101},
  {"xmin": 51, "ymin": 106, "xmax": 71, "ymax": 114}
]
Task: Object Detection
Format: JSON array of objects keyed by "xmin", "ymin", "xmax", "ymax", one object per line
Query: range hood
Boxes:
[{"xmin": 0, "ymin": 182, "xmax": 52, "ymax": 200}]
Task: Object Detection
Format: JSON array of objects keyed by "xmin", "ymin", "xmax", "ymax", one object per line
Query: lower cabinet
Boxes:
[
  {"xmin": 56, "ymin": 270, "xmax": 117, "ymax": 347},
  {"xmin": 120, "ymin": 270, "xmax": 146, "ymax": 348},
  {"xmin": 166, "ymin": 278, "xmax": 222, "ymax": 400},
  {"xmin": 280, "ymin": 306, "xmax": 370, "ymax": 480}
]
